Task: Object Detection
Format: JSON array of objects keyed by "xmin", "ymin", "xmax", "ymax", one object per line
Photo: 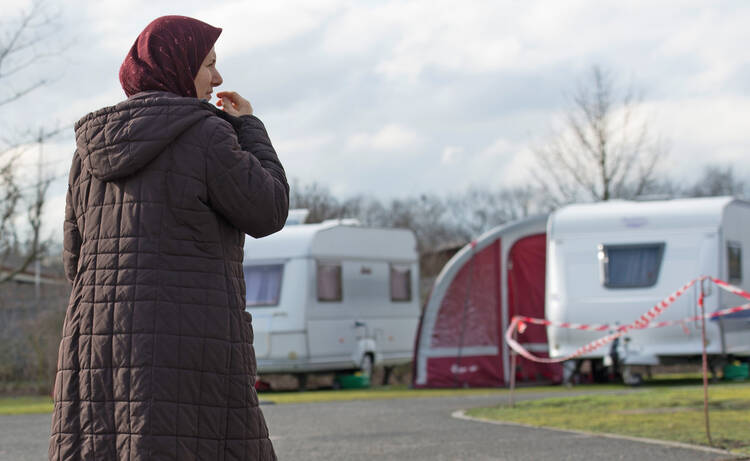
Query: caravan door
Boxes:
[
  {"xmin": 307, "ymin": 260, "xmax": 359, "ymax": 368},
  {"xmin": 356, "ymin": 261, "xmax": 419, "ymax": 364}
]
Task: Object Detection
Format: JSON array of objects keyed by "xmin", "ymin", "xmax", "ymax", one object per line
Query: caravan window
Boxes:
[
  {"xmin": 598, "ymin": 243, "xmax": 665, "ymax": 288},
  {"xmin": 390, "ymin": 264, "xmax": 412, "ymax": 302},
  {"xmin": 728, "ymin": 242, "xmax": 742, "ymax": 283},
  {"xmin": 317, "ymin": 262, "xmax": 342, "ymax": 302},
  {"xmin": 244, "ymin": 264, "xmax": 284, "ymax": 307}
]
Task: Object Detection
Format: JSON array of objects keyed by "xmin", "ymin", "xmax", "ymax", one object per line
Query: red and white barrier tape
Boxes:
[{"xmin": 506, "ymin": 276, "xmax": 750, "ymax": 364}]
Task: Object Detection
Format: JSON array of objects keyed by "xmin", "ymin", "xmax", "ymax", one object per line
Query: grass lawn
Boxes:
[
  {"xmin": 466, "ymin": 382, "xmax": 750, "ymax": 455},
  {"xmin": 0, "ymin": 396, "xmax": 54, "ymax": 415}
]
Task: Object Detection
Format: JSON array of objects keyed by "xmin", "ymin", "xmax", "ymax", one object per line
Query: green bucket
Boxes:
[
  {"xmin": 334, "ymin": 373, "xmax": 371, "ymax": 389},
  {"xmin": 723, "ymin": 362, "xmax": 749, "ymax": 381}
]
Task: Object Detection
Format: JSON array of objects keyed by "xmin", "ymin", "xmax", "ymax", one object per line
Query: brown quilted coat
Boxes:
[{"xmin": 49, "ymin": 91, "xmax": 288, "ymax": 461}]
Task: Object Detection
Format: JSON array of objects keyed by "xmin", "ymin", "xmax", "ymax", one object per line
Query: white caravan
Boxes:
[
  {"xmin": 546, "ymin": 197, "xmax": 750, "ymax": 376},
  {"xmin": 243, "ymin": 219, "xmax": 420, "ymax": 381}
]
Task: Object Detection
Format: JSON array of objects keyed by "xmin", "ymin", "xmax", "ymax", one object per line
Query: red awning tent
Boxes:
[{"xmin": 413, "ymin": 215, "xmax": 563, "ymax": 388}]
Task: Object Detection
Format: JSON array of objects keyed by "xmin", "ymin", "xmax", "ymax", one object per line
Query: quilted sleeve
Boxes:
[
  {"xmin": 205, "ymin": 115, "xmax": 289, "ymax": 238},
  {"xmin": 63, "ymin": 184, "xmax": 81, "ymax": 282}
]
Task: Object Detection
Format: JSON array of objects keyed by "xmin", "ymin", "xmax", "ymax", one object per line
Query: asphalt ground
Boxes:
[{"xmin": 0, "ymin": 392, "xmax": 741, "ymax": 460}]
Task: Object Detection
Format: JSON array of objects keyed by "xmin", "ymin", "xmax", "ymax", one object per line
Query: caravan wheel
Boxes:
[{"xmin": 360, "ymin": 354, "xmax": 373, "ymax": 379}]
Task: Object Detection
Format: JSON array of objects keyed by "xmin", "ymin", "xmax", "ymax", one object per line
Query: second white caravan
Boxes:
[
  {"xmin": 243, "ymin": 219, "xmax": 420, "ymax": 382},
  {"xmin": 546, "ymin": 197, "xmax": 750, "ymax": 379}
]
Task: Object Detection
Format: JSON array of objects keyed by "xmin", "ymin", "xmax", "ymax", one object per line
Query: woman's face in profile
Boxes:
[{"xmin": 194, "ymin": 47, "xmax": 223, "ymax": 101}]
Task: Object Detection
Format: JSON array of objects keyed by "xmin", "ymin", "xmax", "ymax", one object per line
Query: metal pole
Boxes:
[
  {"xmin": 699, "ymin": 279, "xmax": 713, "ymax": 446},
  {"xmin": 508, "ymin": 327, "xmax": 518, "ymax": 407},
  {"xmin": 35, "ymin": 259, "xmax": 41, "ymax": 305},
  {"xmin": 34, "ymin": 128, "xmax": 43, "ymax": 310}
]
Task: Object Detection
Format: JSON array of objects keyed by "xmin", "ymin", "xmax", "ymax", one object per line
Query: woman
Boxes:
[{"xmin": 49, "ymin": 16, "xmax": 287, "ymax": 460}]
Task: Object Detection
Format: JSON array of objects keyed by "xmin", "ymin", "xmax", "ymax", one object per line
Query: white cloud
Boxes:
[
  {"xmin": 499, "ymin": 146, "xmax": 538, "ymax": 187},
  {"xmin": 645, "ymin": 97, "xmax": 750, "ymax": 179},
  {"xmin": 468, "ymin": 138, "xmax": 527, "ymax": 187},
  {"xmin": 72, "ymin": 0, "xmax": 346, "ymax": 60},
  {"xmin": 52, "ymin": 85, "xmax": 124, "ymax": 127},
  {"xmin": 194, "ymin": 0, "xmax": 346, "ymax": 56},
  {"xmin": 346, "ymin": 124, "xmax": 421, "ymax": 153},
  {"xmin": 419, "ymin": 137, "xmax": 530, "ymax": 193},
  {"xmin": 323, "ymin": 0, "xmax": 532, "ymax": 81},
  {"xmin": 441, "ymin": 146, "xmax": 464, "ymax": 165},
  {"xmin": 1, "ymin": 0, "xmax": 34, "ymax": 9},
  {"xmin": 274, "ymin": 133, "xmax": 337, "ymax": 179},
  {"xmin": 275, "ymin": 134, "xmax": 335, "ymax": 156}
]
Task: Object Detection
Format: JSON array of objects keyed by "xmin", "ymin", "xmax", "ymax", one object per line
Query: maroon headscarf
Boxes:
[{"xmin": 119, "ymin": 16, "xmax": 222, "ymax": 98}]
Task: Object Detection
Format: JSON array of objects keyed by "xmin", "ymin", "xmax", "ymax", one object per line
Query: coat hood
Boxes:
[{"xmin": 74, "ymin": 92, "xmax": 216, "ymax": 181}]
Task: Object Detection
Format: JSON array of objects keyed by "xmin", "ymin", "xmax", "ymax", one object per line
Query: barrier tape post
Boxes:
[
  {"xmin": 699, "ymin": 279, "xmax": 713, "ymax": 446},
  {"xmin": 508, "ymin": 326, "xmax": 518, "ymax": 407}
]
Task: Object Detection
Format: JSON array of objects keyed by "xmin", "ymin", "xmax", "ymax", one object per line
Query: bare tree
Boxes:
[
  {"xmin": 338, "ymin": 195, "xmax": 388, "ymax": 227},
  {"xmin": 0, "ymin": 0, "xmax": 64, "ymax": 284},
  {"xmin": 688, "ymin": 165, "xmax": 747, "ymax": 198},
  {"xmin": 445, "ymin": 185, "xmax": 553, "ymax": 238},
  {"xmin": 532, "ymin": 65, "xmax": 667, "ymax": 204},
  {"xmin": 384, "ymin": 195, "xmax": 460, "ymax": 253},
  {"xmin": 288, "ymin": 180, "xmax": 344, "ymax": 223},
  {"xmin": 289, "ymin": 180, "xmax": 560, "ymax": 254},
  {"xmin": 0, "ymin": 1, "xmax": 60, "ymax": 106}
]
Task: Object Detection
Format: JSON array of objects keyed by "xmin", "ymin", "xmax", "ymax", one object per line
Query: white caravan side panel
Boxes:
[
  {"xmin": 547, "ymin": 229, "xmax": 723, "ymax": 362},
  {"xmin": 720, "ymin": 201, "xmax": 750, "ymax": 355}
]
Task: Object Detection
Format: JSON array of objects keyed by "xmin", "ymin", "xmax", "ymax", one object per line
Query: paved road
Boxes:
[{"xmin": 0, "ymin": 392, "xmax": 740, "ymax": 460}]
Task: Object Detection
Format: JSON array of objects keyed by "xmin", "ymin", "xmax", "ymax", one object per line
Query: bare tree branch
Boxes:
[
  {"xmin": 0, "ymin": 79, "xmax": 48, "ymax": 106},
  {"xmin": 0, "ymin": 0, "xmax": 63, "ymax": 111},
  {"xmin": 531, "ymin": 64, "xmax": 667, "ymax": 203},
  {"xmin": 688, "ymin": 165, "xmax": 747, "ymax": 198},
  {"xmin": 0, "ymin": 0, "xmax": 66, "ymax": 285}
]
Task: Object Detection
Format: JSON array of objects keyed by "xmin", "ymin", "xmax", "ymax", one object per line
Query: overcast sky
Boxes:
[{"xmin": 3, "ymin": 0, "xmax": 750, "ymax": 240}]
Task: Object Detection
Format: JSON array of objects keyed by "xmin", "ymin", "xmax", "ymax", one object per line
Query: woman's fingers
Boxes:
[
  {"xmin": 216, "ymin": 91, "xmax": 242, "ymax": 109},
  {"xmin": 216, "ymin": 91, "xmax": 237, "ymax": 99},
  {"xmin": 220, "ymin": 96, "xmax": 239, "ymax": 115},
  {"xmin": 216, "ymin": 91, "xmax": 253, "ymax": 116}
]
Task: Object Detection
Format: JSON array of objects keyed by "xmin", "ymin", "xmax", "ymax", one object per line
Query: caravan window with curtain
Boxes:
[
  {"xmin": 598, "ymin": 243, "xmax": 665, "ymax": 288},
  {"xmin": 244, "ymin": 264, "xmax": 284, "ymax": 307},
  {"xmin": 317, "ymin": 262, "xmax": 342, "ymax": 302},
  {"xmin": 390, "ymin": 264, "xmax": 412, "ymax": 302}
]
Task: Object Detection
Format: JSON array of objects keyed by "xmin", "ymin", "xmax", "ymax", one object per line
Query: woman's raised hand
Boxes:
[{"xmin": 216, "ymin": 91, "xmax": 253, "ymax": 116}]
